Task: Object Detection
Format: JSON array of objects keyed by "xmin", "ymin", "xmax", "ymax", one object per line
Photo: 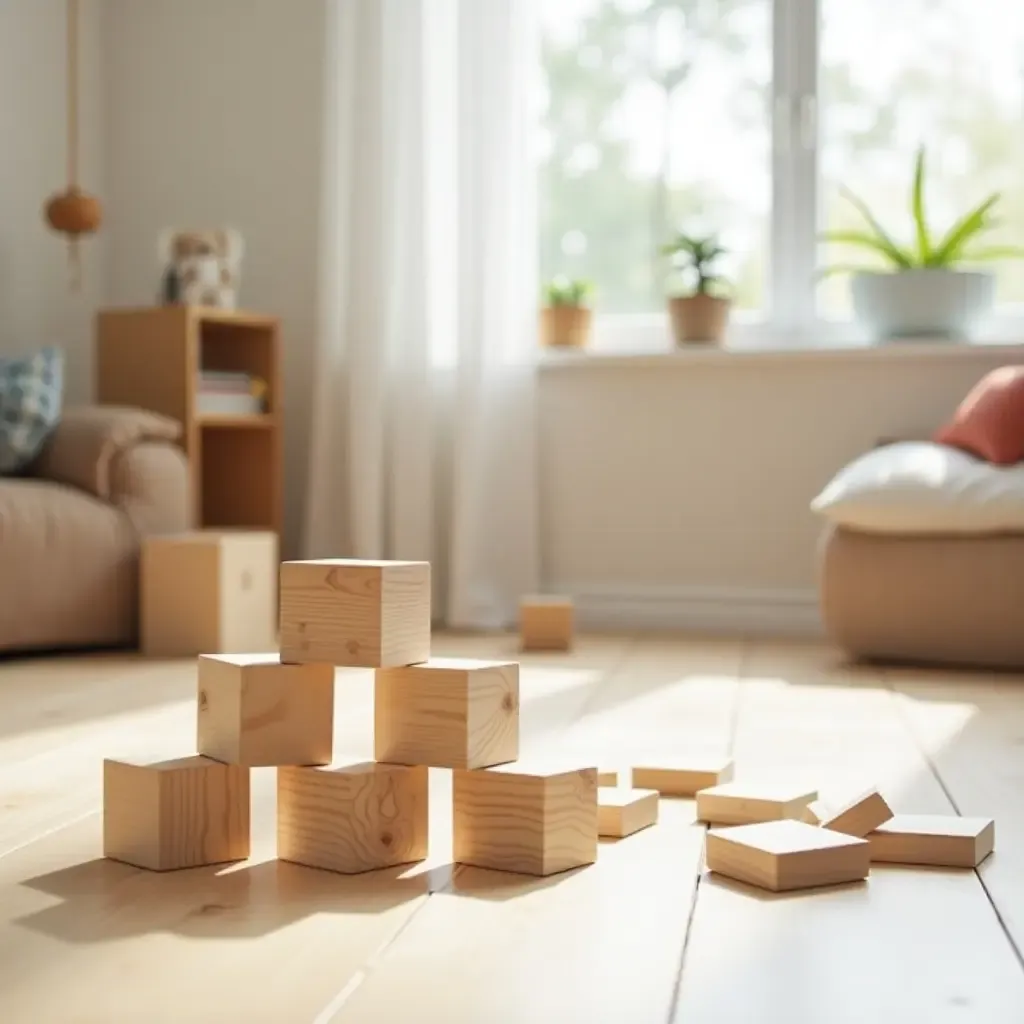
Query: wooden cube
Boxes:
[
  {"xmin": 141, "ymin": 530, "xmax": 278, "ymax": 657},
  {"xmin": 103, "ymin": 755, "xmax": 250, "ymax": 871},
  {"xmin": 374, "ymin": 658, "xmax": 518, "ymax": 770},
  {"xmin": 519, "ymin": 595, "xmax": 574, "ymax": 652},
  {"xmin": 598, "ymin": 788, "xmax": 659, "ymax": 838},
  {"xmin": 696, "ymin": 782, "xmax": 818, "ymax": 826},
  {"xmin": 632, "ymin": 757, "xmax": 734, "ymax": 797},
  {"xmin": 197, "ymin": 653, "xmax": 334, "ymax": 767},
  {"xmin": 277, "ymin": 761, "xmax": 428, "ymax": 874},
  {"xmin": 453, "ymin": 761, "xmax": 597, "ymax": 876},
  {"xmin": 821, "ymin": 788, "xmax": 893, "ymax": 838},
  {"xmin": 867, "ymin": 814, "xmax": 995, "ymax": 868},
  {"xmin": 705, "ymin": 820, "xmax": 870, "ymax": 892},
  {"xmin": 279, "ymin": 559, "xmax": 431, "ymax": 668}
]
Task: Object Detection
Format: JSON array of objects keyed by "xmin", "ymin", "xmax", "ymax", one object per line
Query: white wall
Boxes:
[
  {"xmin": 0, "ymin": 0, "xmax": 104, "ymax": 402},
  {"xmin": 102, "ymin": 0, "xmax": 327, "ymax": 559}
]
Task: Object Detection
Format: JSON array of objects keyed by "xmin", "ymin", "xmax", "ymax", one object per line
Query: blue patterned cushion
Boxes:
[{"xmin": 0, "ymin": 348, "xmax": 64, "ymax": 475}]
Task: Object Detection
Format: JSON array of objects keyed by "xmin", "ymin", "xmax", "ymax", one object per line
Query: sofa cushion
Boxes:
[
  {"xmin": 0, "ymin": 348, "xmax": 64, "ymax": 475},
  {"xmin": 811, "ymin": 441, "xmax": 1024, "ymax": 535},
  {"xmin": 934, "ymin": 365, "xmax": 1024, "ymax": 465}
]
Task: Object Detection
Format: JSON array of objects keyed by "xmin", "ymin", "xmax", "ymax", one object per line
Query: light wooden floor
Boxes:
[{"xmin": 1, "ymin": 632, "xmax": 1023, "ymax": 1023}]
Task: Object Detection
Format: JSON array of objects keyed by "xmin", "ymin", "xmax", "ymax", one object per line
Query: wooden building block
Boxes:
[
  {"xmin": 867, "ymin": 814, "xmax": 995, "ymax": 868},
  {"xmin": 821, "ymin": 788, "xmax": 894, "ymax": 838},
  {"xmin": 519, "ymin": 596, "xmax": 574, "ymax": 652},
  {"xmin": 800, "ymin": 800, "xmax": 828, "ymax": 826},
  {"xmin": 453, "ymin": 761, "xmax": 598, "ymax": 876},
  {"xmin": 279, "ymin": 559, "xmax": 431, "ymax": 668},
  {"xmin": 374, "ymin": 658, "xmax": 518, "ymax": 770},
  {"xmin": 598, "ymin": 788, "xmax": 659, "ymax": 838},
  {"xmin": 696, "ymin": 782, "xmax": 818, "ymax": 826},
  {"xmin": 197, "ymin": 653, "xmax": 334, "ymax": 767},
  {"xmin": 141, "ymin": 530, "xmax": 277, "ymax": 657},
  {"xmin": 632, "ymin": 757, "xmax": 734, "ymax": 797},
  {"xmin": 597, "ymin": 768, "xmax": 620, "ymax": 787},
  {"xmin": 103, "ymin": 755, "xmax": 250, "ymax": 871},
  {"xmin": 277, "ymin": 761, "xmax": 428, "ymax": 874},
  {"xmin": 705, "ymin": 819, "xmax": 870, "ymax": 892}
]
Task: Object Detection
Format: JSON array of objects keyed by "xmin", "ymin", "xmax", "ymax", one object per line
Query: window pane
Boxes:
[
  {"xmin": 538, "ymin": 0, "xmax": 772, "ymax": 316},
  {"xmin": 819, "ymin": 0, "xmax": 1024, "ymax": 319}
]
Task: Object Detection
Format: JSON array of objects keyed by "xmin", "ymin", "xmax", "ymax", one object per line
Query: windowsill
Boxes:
[{"xmin": 539, "ymin": 337, "xmax": 1024, "ymax": 369}]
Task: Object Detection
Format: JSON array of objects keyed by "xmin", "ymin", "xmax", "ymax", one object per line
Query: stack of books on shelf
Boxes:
[{"xmin": 196, "ymin": 370, "xmax": 267, "ymax": 416}]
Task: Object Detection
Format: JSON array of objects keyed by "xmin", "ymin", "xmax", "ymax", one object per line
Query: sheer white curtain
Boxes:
[{"xmin": 305, "ymin": 0, "xmax": 540, "ymax": 629}]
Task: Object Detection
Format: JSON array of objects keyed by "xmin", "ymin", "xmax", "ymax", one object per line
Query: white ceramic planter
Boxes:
[{"xmin": 850, "ymin": 269, "xmax": 995, "ymax": 341}]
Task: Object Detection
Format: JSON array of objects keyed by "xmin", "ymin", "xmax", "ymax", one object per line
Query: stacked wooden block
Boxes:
[{"xmin": 103, "ymin": 559, "xmax": 649, "ymax": 878}]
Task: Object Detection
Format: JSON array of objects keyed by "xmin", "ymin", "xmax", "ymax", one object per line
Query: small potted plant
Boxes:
[
  {"xmin": 818, "ymin": 145, "xmax": 1024, "ymax": 341},
  {"xmin": 662, "ymin": 233, "xmax": 732, "ymax": 345},
  {"xmin": 540, "ymin": 276, "xmax": 595, "ymax": 349}
]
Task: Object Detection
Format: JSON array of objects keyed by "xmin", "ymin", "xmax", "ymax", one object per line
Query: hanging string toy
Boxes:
[{"xmin": 44, "ymin": 0, "xmax": 102, "ymax": 290}]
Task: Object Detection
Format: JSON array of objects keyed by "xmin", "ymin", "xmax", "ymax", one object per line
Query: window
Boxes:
[{"xmin": 539, "ymin": 0, "xmax": 1024, "ymax": 349}]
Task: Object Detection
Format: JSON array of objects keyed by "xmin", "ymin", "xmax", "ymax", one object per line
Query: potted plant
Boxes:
[
  {"xmin": 662, "ymin": 233, "xmax": 732, "ymax": 345},
  {"xmin": 540, "ymin": 276, "xmax": 595, "ymax": 349},
  {"xmin": 818, "ymin": 145, "xmax": 1024, "ymax": 341}
]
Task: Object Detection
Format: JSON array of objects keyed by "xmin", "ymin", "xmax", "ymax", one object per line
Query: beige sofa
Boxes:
[
  {"xmin": 818, "ymin": 524, "xmax": 1024, "ymax": 671},
  {"xmin": 0, "ymin": 406, "xmax": 190, "ymax": 653}
]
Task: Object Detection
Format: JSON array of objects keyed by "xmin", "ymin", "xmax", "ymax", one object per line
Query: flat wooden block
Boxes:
[
  {"xmin": 277, "ymin": 761, "xmax": 428, "ymax": 874},
  {"xmin": 374, "ymin": 658, "xmax": 518, "ymax": 770},
  {"xmin": 103, "ymin": 755, "xmax": 250, "ymax": 871},
  {"xmin": 279, "ymin": 559, "xmax": 431, "ymax": 668},
  {"xmin": 696, "ymin": 782, "xmax": 818, "ymax": 826},
  {"xmin": 141, "ymin": 530, "xmax": 278, "ymax": 657},
  {"xmin": 597, "ymin": 768, "xmax": 620, "ymax": 787},
  {"xmin": 453, "ymin": 760, "xmax": 597, "ymax": 876},
  {"xmin": 821, "ymin": 788, "xmax": 894, "ymax": 838},
  {"xmin": 867, "ymin": 814, "xmax": 995, "ymax": 868},
  {"xmin": 197, "ymin": 653, "xmax": 334, "ymax": 767},
  {"xmin": 598, "ymin": 788, "xmax": 659, "ymax": 838},
  {"xmin": 632, "ymin": 758, "xmax": 734, "ymax": 797},
  {"xmin": 706, "ymin": 819, "xmax": 870, "ymax": 892},
  {"xmin": 519, "ymin": 595, "xmax": 574, "ymax": 652}
]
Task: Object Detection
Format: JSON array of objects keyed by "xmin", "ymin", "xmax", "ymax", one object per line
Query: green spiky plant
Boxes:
[
  {"xmin": 662, "ymin": 233, "xmax": 730, "ymax": 297},
  {"xmin": 543, "ymin": 276, "xmax": 595, "ymax": 308},
  {"xmin": 818, "ymin": 145, "xmax": 1024, "ymax": 278}
]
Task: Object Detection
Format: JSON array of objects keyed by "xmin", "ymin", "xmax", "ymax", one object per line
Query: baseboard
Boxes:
[{"xmin": 550, "ymin": 582, "xmax": 823, "ymax": 638}]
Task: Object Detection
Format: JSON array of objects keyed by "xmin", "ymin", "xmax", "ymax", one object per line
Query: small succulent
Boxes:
[
  {"xmin": 662, "ymin": 232, "xmax": 728, "ymax": 297},
  {"xmin": 818, "ymin": 144, "xmax": 1024, "ymax": 277},
  {"xmin": 543, "ymin": 276, "xmax": 595, "ymax": 308}
]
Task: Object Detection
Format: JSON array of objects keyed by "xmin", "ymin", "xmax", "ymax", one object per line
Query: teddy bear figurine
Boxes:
[{"xmin": 158, "ymin": 228, "xmax": 245, "ymax": 309}]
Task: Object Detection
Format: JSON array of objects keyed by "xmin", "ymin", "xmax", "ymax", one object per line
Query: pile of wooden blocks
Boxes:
[{"xmin": 102, "ymin": 560, "xmax": 654, "ymax": 877}]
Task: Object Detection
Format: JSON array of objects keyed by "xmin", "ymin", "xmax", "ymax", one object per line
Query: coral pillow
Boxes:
[{"xmin": 935, "ymin": 366, "xmax": 1024, "ymax": 466}]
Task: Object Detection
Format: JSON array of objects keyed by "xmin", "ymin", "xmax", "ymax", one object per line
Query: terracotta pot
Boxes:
[
  {"xmin": 541, "ymin": 305, "xmax": 592, "ymax": 349},
  {"xmin": 668, "ymin": 294, "xmax": 731, "ymax": 345}
]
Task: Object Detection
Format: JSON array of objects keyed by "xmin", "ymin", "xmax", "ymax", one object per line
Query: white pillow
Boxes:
[{"xmin": 811, "ymin": 441, "xmax": 1024, "ymax": 535}]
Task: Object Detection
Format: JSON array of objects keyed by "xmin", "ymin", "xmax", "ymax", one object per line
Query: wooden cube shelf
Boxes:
[
  {"xmin": 197, "ymin": 653, "xmax": 334, "ymax": 767},
  {"xmin": 95, "ymin": 305, "xmax": 282, "ymax": 536},
  {"xmin": 140, "ymin": 530, "xmax": 278, "ymax": 657},
  {"xmin": 103, "ymin": 755, "xmax": 250, "ymax": 871},
  {"xmin": 279, "ymin": 559, "xmax": 431, "ymax": 668},
  {"xmin": 374, "ymin": 658, "xmax": 519, "ymax": 770},
  {"xmin": 277, "ymin": 761, "xmax": 429, "ymax": 874}
]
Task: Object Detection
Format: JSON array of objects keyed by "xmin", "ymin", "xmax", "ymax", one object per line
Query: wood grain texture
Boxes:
[
  {"xmin": 597, "ymin": 787, "xmax": 659, "ymax": 838},
  {"xmin": 374, "ymin": 658, "xmax": 519, "ymax": 769},
  {"xmin": 279, "ymin": 559, "xmax": 431, "ymax": 668},
  {"xmin": 705, "ymin": 820, "xmax": 870, "ymax": 892},
  {"xmin": 277, "ymin": 761, "xmax": 428, "ymax": 874},
  {"xmin": 868, "ymin": 814, "xmax": 995, "ymax": 868},
  {"xmin": 632, "ymin": 758, "xmax": 734, "ymax": 797},
  {"xmin": 696, "ymin": 782, "xmax": 818, "ymax": 826},
  {"xmin": 197, "ymin": 653, "xmax": 334, "ymax": 767},
  {"xmin": 519, "ymin": 596, "xmax": 574, "ymax": 652},
  {"xmin": 821, "ymin": 788, "xmax": 894, "ymax": 838},
  {"xmin": 103, "ymin": 755, "xmax": 250, "ymax": 871},
  {"xmin": 453, "ymin": 762, "xmax": 598, "ymax": 876}
]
